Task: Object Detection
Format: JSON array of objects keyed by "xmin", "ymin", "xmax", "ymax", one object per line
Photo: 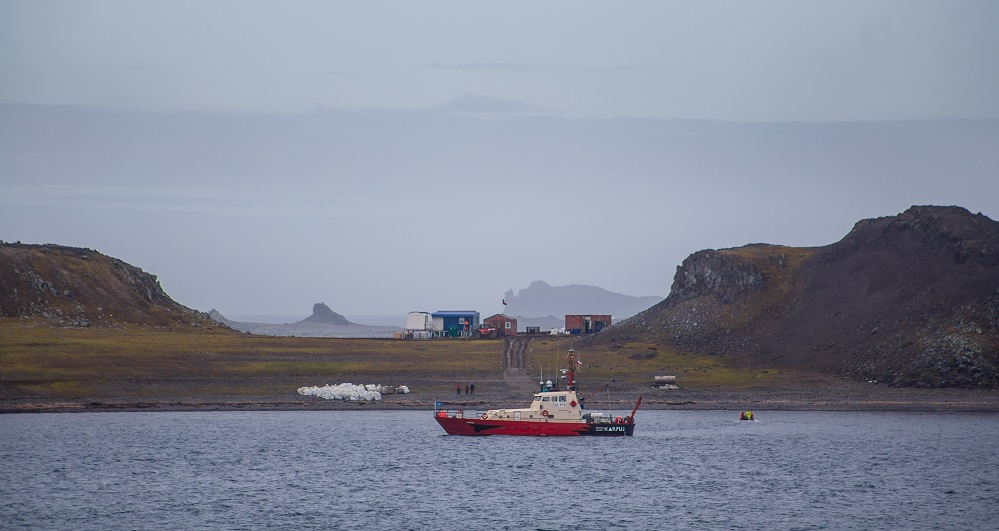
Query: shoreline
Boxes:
[{"xmin": 5, "ymin": 386, "xmax": 999, "ymax": 414}]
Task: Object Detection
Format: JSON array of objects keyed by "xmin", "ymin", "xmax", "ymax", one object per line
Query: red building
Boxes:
[
  {"xmin": 483, "ymin": 314, "xmax": 518, "ymax": 336},
  {"xmin": 565, "ymin": 314, "xmax": 611, "ymax": 334}
]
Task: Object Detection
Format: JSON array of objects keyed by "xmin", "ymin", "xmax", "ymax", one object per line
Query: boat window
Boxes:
[
  {"xmin": 559, "ymin": 396, "xmax": 567, "ymax": 402},
  {"xmin": 534, "ymin": 397, "xmax": 541, "ymax": 401},
  {"xmin": 542, "ymin": 397, "xmax": 550, "ymax": 402}
]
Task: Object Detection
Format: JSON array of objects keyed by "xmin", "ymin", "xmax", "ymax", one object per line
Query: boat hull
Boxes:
[{"xmin": 435, "ymin": 416, "xmax": 634, "ymax": 436}]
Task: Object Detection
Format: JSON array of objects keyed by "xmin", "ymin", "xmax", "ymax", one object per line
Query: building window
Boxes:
[{"xmin": 505, "ymin": 322, "xmax": 511, "ymax": 329}]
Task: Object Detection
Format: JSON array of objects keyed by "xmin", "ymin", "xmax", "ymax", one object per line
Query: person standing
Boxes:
[
  {"xmin": 470, "ymin": 383, "xmax": 475, "ymax": 395},
  {"xmin": 464, "ymin": 384, "xmax": 469, "ymax": 395},
  {"xmin": 456, "ymin": 383, "xmax": 461, "ymax": 396}
]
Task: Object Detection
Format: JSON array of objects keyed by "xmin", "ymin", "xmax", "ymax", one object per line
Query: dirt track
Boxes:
[{"xmin": 502, "ymin": 336, "xmax": 530, "ymax": 371}]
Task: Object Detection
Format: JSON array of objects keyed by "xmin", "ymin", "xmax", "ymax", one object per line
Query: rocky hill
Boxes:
[
  {"xmin": 297, "ymin": 303, "xmax": 353, "ymax": 325},
  {"xmin": 602, "ymin": 206, "xmax": 999, "ymax": 389},
  {"xmin": 503, "ymin": 280, "xmax": 663, "ymax": 320},
  {"xmin": 0, "ymin": 242, "xmax": 216, "ymax": 328}
]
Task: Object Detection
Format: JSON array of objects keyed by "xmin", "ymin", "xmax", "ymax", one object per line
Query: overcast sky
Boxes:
[{"xmin": 2, "ymin": 1, "xmax": 998, "ymax": 320}]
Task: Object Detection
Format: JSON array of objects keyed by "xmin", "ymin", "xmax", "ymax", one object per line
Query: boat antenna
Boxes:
[{"xmin": 567, "ymin": 343, "xmax": 576, "ymax": 391}]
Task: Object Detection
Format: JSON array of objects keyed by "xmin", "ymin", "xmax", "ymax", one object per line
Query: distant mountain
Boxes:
[
  {"xmin": 602, "ymin": 206, "xmax": 999, "ymax": 389},
  {"xmin": 0, "ymin": 242, "xmax": 216, "ymax": 329},
  {"xmin": 503, "ymin": 281, "xmax": 663, "ymax": 320}
]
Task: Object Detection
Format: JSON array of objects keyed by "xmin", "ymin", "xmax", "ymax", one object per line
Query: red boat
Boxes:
[{"xmin": 434, "ymin": 348, "xmax": 641, "ymax": 436}]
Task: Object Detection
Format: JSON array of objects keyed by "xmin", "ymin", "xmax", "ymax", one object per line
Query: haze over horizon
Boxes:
[{"xmin": 2, "ymin": 1, "xmax": 997, "ymax": 317}]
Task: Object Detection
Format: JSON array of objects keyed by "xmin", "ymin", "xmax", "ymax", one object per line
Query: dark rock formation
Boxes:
[
  {"xmin": 298, "ymin": 303, "xmax": 353, "ymax": 325},
  {"xmin": 669, "ymin": 249, "xmax": 766, "ymax": 304},
  {"xmin": 604, "ymin": 206, "xmax": 999, "ymax": 389}
]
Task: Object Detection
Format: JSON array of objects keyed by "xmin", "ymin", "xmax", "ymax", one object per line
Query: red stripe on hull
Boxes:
[{"xmin": 435, "ymin": 417, "xmax": 633, "ymax": 436}]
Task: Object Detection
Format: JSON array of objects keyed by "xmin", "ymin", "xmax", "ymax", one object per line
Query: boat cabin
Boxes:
[{"xmin": 481, "ymin": 390, "xmax": 583, "ymax": 422}]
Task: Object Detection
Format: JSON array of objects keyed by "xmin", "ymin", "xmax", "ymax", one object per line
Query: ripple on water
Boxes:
[{"xmin": 1, "ymin": 410, "xmax": 997, "ymax": 529}]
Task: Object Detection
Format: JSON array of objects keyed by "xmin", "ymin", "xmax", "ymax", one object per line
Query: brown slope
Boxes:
[
  {"xmin": 0, "ymin": 242, "xmax": 217, "ymax": 329},
  {"xmin": 602, "ymin": 206, "xmax": 999, "ymax": 389}
]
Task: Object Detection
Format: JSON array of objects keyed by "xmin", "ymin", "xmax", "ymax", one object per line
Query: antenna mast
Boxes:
[{"xmin": 566, "ymin": 344, "xmax": 576, "ymax": 390}]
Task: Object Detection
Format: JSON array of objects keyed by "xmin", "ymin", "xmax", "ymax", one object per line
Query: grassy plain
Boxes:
[{"xmin": 3, "ymin": 319, "xmax": 998, "ymax": 412}]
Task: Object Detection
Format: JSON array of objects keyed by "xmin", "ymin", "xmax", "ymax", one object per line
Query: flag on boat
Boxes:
[{"xmin": 502, "ymin": 298, "xmax": 507, "ymax": 305}]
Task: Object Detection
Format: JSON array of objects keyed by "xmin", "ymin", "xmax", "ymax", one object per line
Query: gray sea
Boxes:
[{"xmin": 2, "ymin": 410, "xmax": 997, "ymax": 530}]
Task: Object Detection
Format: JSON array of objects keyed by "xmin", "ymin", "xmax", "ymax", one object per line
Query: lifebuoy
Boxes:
[
  {"xmin": 481, "ymin": 413, "xmax": 488, "ymax": 420},
  {"xmin": 614, "ymin": 416, "xmax": 624, "ymax": 424},
  {"xmin": 570, "ymin": 400, "xmax": 577, "ymax": 407},
  {"xmin": 541, "ymin": 409, "xmax": 549, "ymax": 417}
]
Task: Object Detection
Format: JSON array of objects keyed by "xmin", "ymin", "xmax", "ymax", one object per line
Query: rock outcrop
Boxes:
[
  {"xmin": 668, "ymin": 249, "xmax": 766, "ymax": 304},
  {"xmin": 298, "ymin": 303, "xmax": 353, "ymax": 325}
]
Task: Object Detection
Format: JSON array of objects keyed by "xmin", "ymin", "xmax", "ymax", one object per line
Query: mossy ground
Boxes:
[
  {"xmin": 0, "ymin": 320, "xmax": 502, "ymax": 400},
  {"xmin": 714, "ymin": 245, "xmax": 814, "ymax": 328},
  {"xmin": 1, "ymin": 320, "xmax": 775, "ymax": 401}
]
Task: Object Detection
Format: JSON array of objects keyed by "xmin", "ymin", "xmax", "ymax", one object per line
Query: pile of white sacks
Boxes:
[{"xmin": 297, "ymin": 383, "xmax": 410, "ymax": 401}]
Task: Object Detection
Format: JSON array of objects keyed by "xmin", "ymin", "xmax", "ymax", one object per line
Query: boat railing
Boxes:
[
  {"xmin": 583, "ymin": 412, "xmax": 631, "ymax": 425},
  {"xmin": 433, "ymin": 406, "xmax": 483, "ymax": 420}
]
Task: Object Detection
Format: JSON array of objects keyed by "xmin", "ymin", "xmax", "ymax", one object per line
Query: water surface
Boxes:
[{"xmin": 2, "ymin": 410, "xmax": 996, "ymax": 530}]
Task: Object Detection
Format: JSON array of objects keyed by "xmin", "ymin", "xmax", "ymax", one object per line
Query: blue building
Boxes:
[{"xmin": 431, "ymin": 311, "xmax": 480, "ymax": 337}]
